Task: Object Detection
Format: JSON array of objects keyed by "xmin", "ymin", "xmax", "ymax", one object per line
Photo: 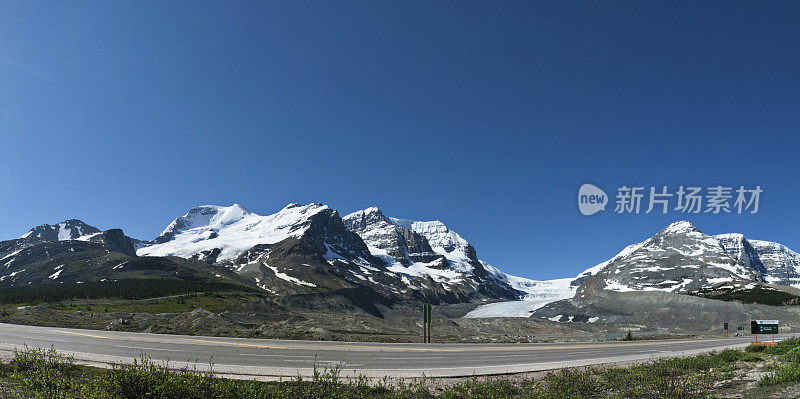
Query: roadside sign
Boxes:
[{"xmin": 751, "ymin": 320, "xmax": 779, "ymax": 335}]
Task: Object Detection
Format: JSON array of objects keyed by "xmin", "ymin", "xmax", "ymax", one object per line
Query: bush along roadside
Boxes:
[{"xmin": 3, "ymin": 342, "xmax": 800, "ymax": 398}]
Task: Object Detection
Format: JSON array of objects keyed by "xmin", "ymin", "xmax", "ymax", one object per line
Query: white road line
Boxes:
[
  {"xmin": 116, "ymin": 346, "xmax": 184, "ymax": 352},
  {"xmin": 238, "ymin": 353, "xmax": 316, "ymax": 359}
]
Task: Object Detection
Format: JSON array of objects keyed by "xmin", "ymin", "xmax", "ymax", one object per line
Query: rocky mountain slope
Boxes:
[
  {"xmin": 20, "ymin": 219, "xmax": 100, "ymax": 241},
  {"xmin": 577, "ymin": 221, "xmax": 761, "ymax": 295},
  {"xmin": 716, "ymin": 233, "xmax": 800, "ymax": 287},
  {"xmin": 1, "ymin": 223, "xmax": 250, "ymax": 290},
  {"xmin": 342, "ymin": 207, "xmax": 522, "ymax": 300}
]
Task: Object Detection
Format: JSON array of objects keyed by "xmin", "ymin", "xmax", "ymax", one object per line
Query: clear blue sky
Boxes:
[{"xmin": 1, "ymin": 2, "xmax": 799, "ymax": 280}]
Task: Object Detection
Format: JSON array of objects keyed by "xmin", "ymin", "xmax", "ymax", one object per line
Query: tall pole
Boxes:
[
  {"xmin": 427, "ymin": 303, "xmax": 431, "ymax": 343},
  {"xmin": 422, "ymin": 304, "xmax": 432, "ymax": 344},
  {"xmin": 422, "ymin": 304, "xmax": 428, "ymax": 344}
]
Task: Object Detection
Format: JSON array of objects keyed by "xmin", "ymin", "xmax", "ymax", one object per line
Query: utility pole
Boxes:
[{"xmin": 422, "ymin": 303, "xmax": 432, "ymax": 343}]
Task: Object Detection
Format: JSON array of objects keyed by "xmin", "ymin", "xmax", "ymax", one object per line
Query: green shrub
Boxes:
[
  {"xmin": 660, "ymin": 351, "xmax": 738, "ymax": 372},
  {"xmin": 764, "ymin": 337, "xmax": 800, "ymax": 355},
  {"xmin": 741, "ymin": 353, "xmax": 763, "ymax": 362},
  {"xmin": 785, "ymin": 347, "xmax": 800, "ymax": 363},
  {"xmin": 103, "ymin": 355, "xmax": 217, "ymax": 399},
  {"xmin": 602, "ymin": 359, "xmax": 713, "ymax": 398},
  {"xmin": 760, "ymin": 363, "xmax": 800, "ymax": 386},
  {"xmin": 713, "ymin": 349, "xmax": 743, "ymax": 363},
  {"xmin": 439, "ymin": 378, "xmax": 517, "ymax": 399},
  {"xmin": 524, "ymin": 368, "xmax": 600, "ymax": 399},
  {"xmin": 10, "ymin": 346, "xmax": 84, "ymax": 399},
  {"xmin": 746, "ymin": 344, "xmax": 766, "ymax": 353}
]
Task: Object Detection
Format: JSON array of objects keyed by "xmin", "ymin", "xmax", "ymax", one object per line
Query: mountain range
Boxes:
[
  {"xmin": 472, "ymin": 220, "xmax": 800, "ymax": 321},
  {"xmin": 3, "ymin": 203, "xmax": 800, "ymax": 324}
]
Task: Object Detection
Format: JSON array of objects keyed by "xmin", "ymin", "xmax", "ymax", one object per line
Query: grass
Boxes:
[
  {"xmin": 0, "ymin": 345, "xmax": 784, "ymax": 399},
  {"xmin": 47, "ymin": 292, "xmax": 257, "ymax": 315},
  {"xmin": 757, "ymin": 337, "xmax": 800, "ymax": 388},
  {"xmin": 0, "ymin": 279, "xmax": 255, "ymax": 306},
  {"xmin": 689, "ymin": 285, "xmax": 800, "ymax": 306}
]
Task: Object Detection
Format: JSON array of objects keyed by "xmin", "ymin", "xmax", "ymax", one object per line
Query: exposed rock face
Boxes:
[
  {"xmin": 0, "ymin": 238, "xmax": 239, "ymax": 288},
  {"xmin": 343, "ymin": 207, "xmax": 523, "ymax": 301},
  {"xmin": 81, "ymin": 229, "xmax": 137, "ymax": 257},
  {"xmin": 750, "ymin": 240, "xmax": 800, "ymax": 286},
  {"xmin": 343, "ymin": 207, "xmax": 440, "ymax": 266},
  {"xmin": 716, "ymin": 233, "xmax": 800, "ymax": 287},
  {"xmin": 714, "ymin": 234, "xmax": 765, "ymax": 273},
  {"xmin": 302, "ymin": 206, "xmax": 381, "ymax": 264},
  {"xmin": 20, "ymin": 219, "xmax": 100, "ymax": 241}
]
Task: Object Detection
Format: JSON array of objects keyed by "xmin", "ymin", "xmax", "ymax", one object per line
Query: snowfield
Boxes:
[{"xmin": 137, "ymin": 203, "xmax": 328, "ymax": 261}]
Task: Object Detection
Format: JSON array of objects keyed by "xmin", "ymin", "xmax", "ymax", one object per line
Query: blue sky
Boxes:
[{"xmin": 1, "ymin": 2, "xmax": 799, "ymax": 280}]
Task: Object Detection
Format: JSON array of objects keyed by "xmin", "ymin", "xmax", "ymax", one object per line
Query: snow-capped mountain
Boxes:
[
  {"xmin": 343, "ymin": 207, "xmax": 524, "ymax": 300},
  {"xmin": 138, "ymin": 203, "xmax": 521, "ymax": 309},
  {"xmin": 388, "ymin": 216, "xmax": 484, "ymax": 275},
  {"xmin": 716, "ymin": 233, "xmax": 800, "ymax": 287},
  {"xmin": 341, "ymin": 207, "xmax": 440, "ymax": 268},
  {"xmin": 20, "ymin": 219, "xmax": 100, "ymax": 241},
  {"xmin": 139, "ymin": 203, "xmax": 331, "ymax": 262},
  {"xmin": 576, "ymin": 221, "xmax": 761, "ymax": 296}
]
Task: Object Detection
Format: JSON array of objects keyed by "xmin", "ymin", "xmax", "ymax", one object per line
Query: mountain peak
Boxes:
[
  {"xmin": 140, "ymin": 202, "xmax": 332, "ymax": 261},
  {"xmin": 346, "ymin": 206, "xmax": 384, "ymax": 218},
  {"xmin": 660, "ymin": 220, "xmax": 699, "ymax": 235},
  {"xmin": 715, "ymin": 233, "xmax": 746, "ymax": 241},
  {"xmin": 187, "ymin": 203, "xmax": 250, "ymax": 214},
  {"xmin": 20, "ymin": 219, "xmax": 101, "ymax": 241}
]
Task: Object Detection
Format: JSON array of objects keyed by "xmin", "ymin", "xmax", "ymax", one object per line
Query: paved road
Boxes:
[{"xmin": 0, "ymin": 323, "xmax": 761, "ymax": 379}]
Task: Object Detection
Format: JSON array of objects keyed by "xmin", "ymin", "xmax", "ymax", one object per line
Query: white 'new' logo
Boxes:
[{"xmin": 578, "ymin": 184, "xmax": 607, "ymax": 215}]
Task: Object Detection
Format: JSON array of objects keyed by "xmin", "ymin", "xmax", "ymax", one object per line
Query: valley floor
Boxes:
[{"xmin": 0, "ymin": 292, "xmax": 722, "ymax": 344}]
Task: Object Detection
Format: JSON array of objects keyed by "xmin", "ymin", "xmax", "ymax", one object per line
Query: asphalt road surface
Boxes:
[{"xmin": 0, "ymin": 323, "xmax": 762, "ymax": 379}]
